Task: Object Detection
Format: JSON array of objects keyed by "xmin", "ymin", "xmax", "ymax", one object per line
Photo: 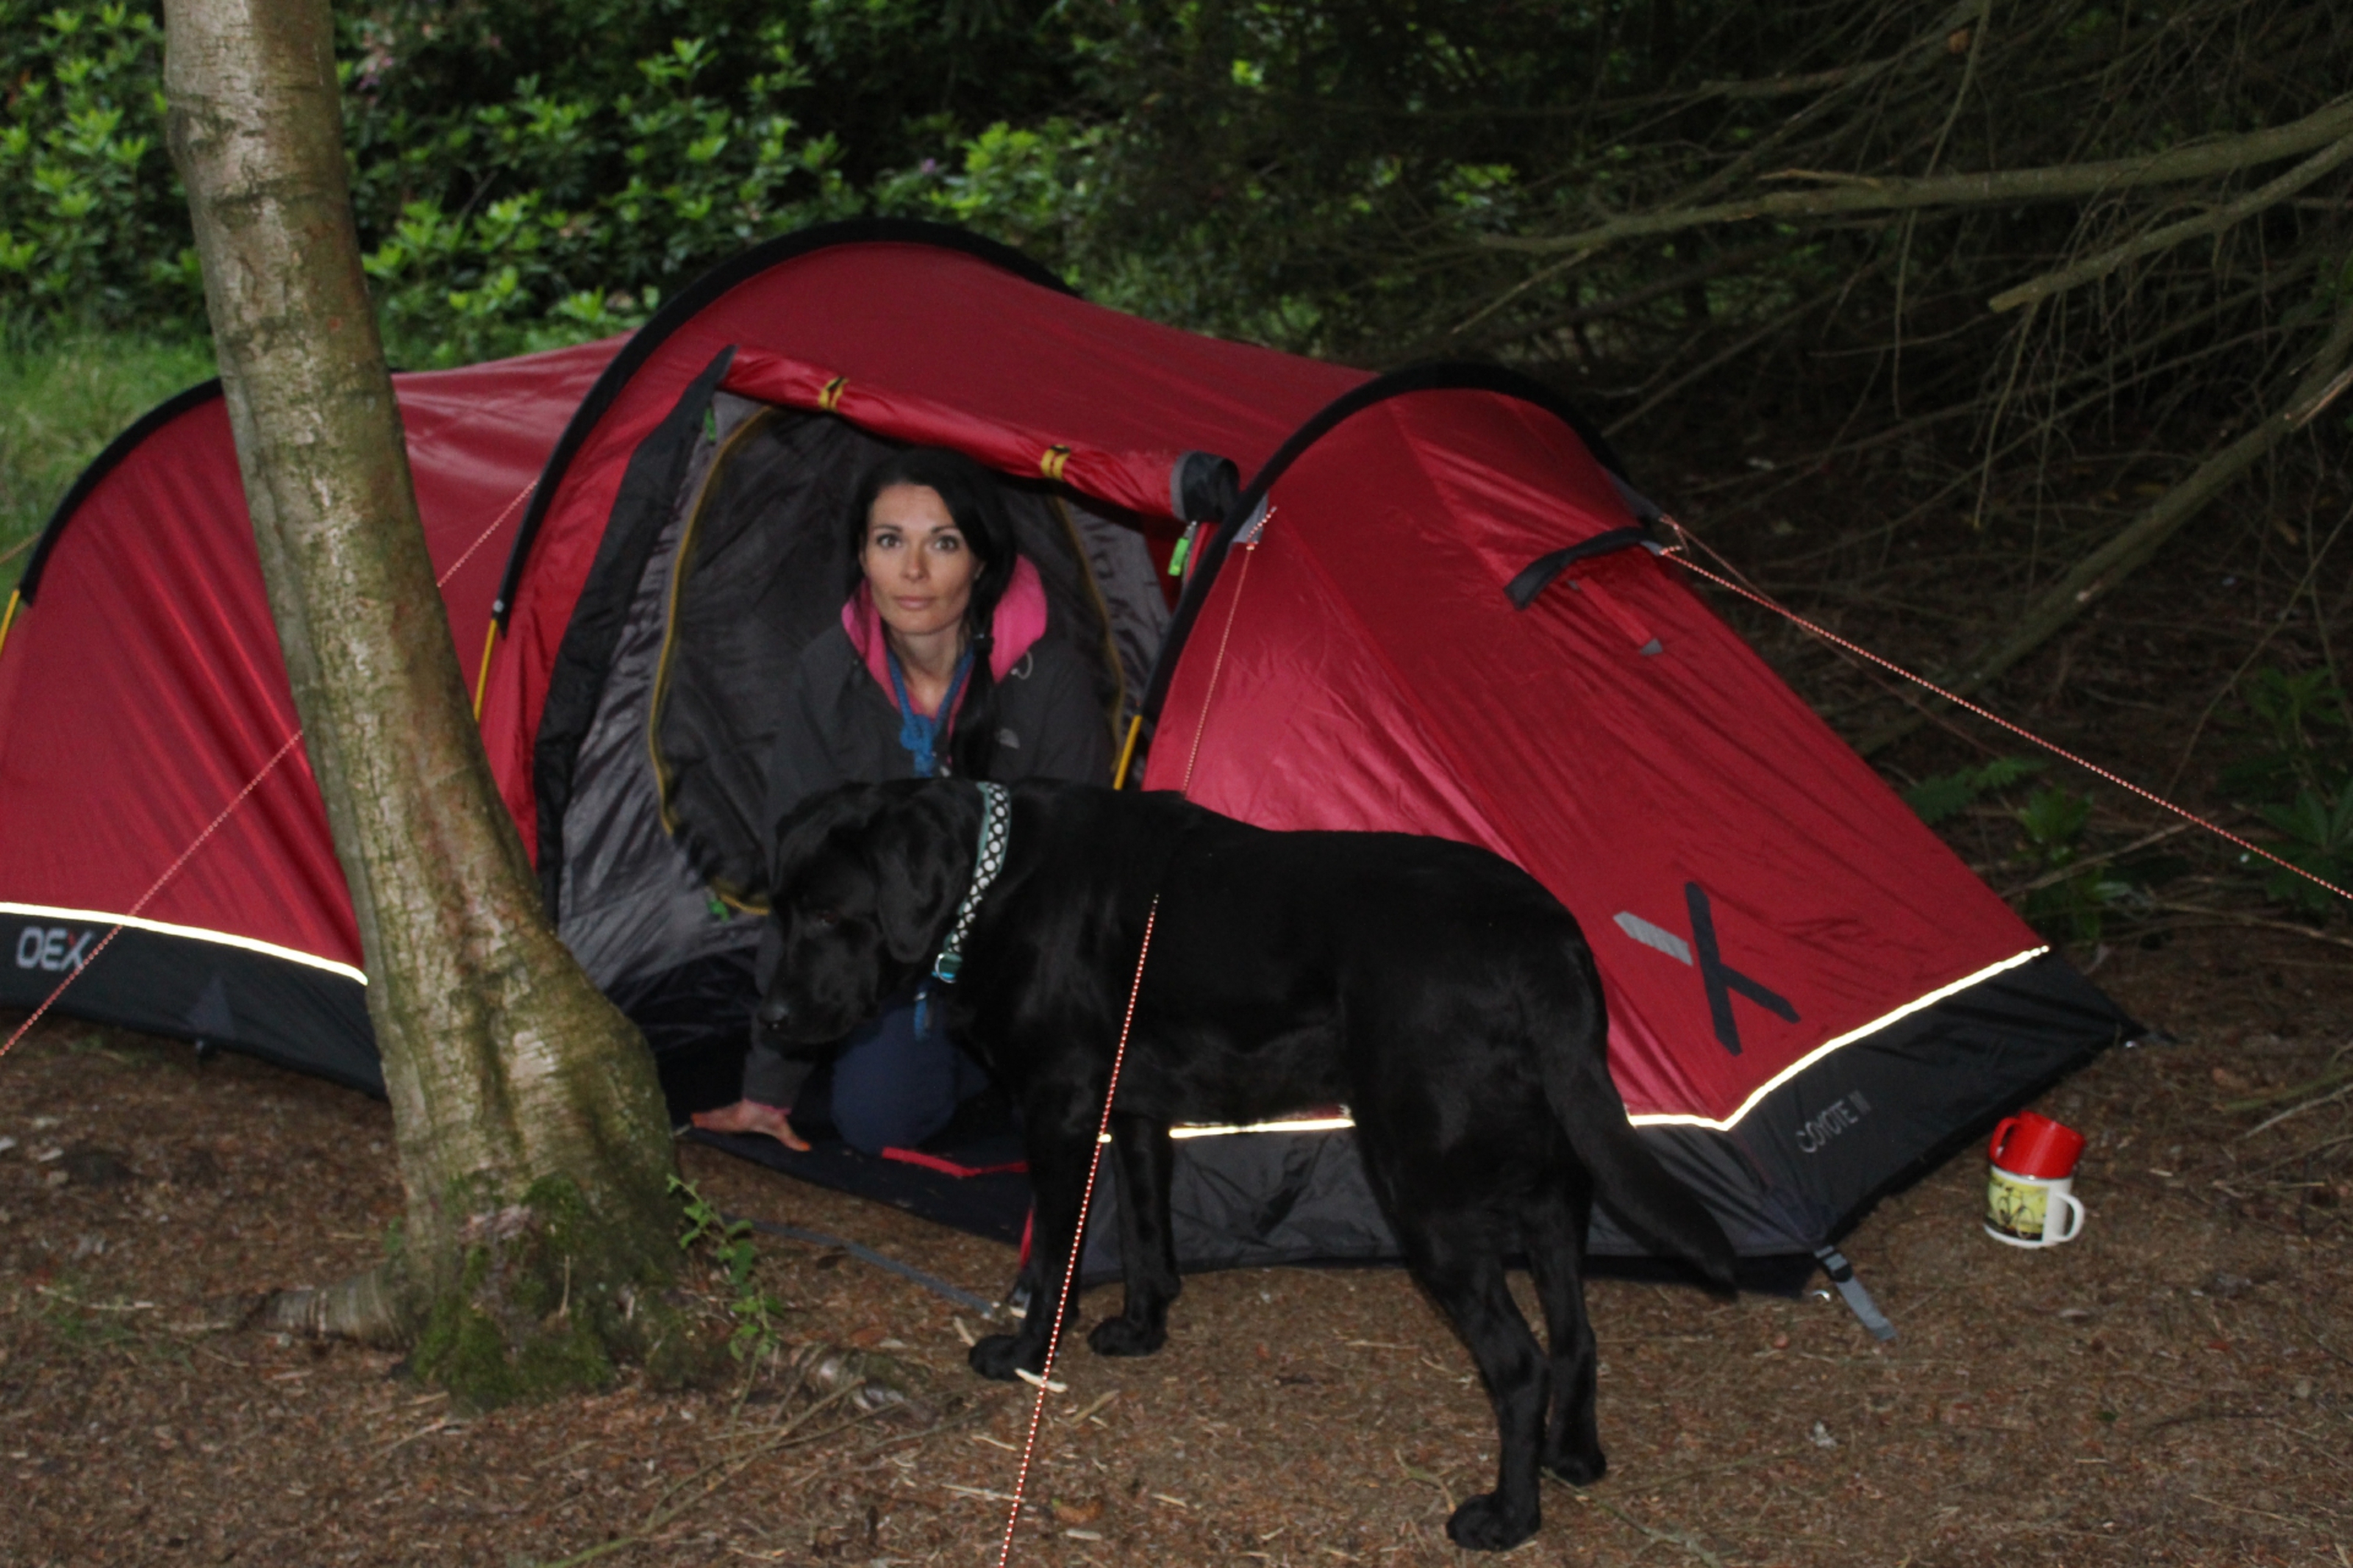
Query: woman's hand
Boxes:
[{"xmin": 688, "ymin": 1098, "xmax": 810, "ymax": 1152}]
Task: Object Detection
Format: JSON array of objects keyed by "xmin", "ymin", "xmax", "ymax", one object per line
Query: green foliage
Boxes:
[
  {"xmin": 0, "ymin": 329, "xmax": 215, "ymax": 594},
  {"xmin": 671, "ymin": 1174, "xmax": 786, "ymax": 1368},
  {"xmin": 1902, "ymin": 755, "xmax": 2046, "ymax": 826},
  {"xmin": 2220, "ymin": 665, "xmax": 2352, "ymax": 802},
  {"xmin": 2253, "ymin": 781, "xmax": 2353, "ymax": 917},
  {"xmin": 405, "ymin": 1173, "xmax": 702, "ymax": 1411},
  {"xmin": 1, "ymin": 0, "xmax": 1087, "ymax": 362},
  {"xmin": 0, "ymin": 1, "xmax": 196, "ymax": 335},
  {"xmin": 2012, "ymin": 785, "xmax": 2151, "ymax": 945},
  {"xmin": 21, "ymin": 1273, "xmax": 154, "ymax": 1357},
  {"xmin": 2221, "ymin": 666, "xmax": 2353, "ymax": 918}
]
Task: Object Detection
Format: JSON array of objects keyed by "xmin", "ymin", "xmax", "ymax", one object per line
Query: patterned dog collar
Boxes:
[{"xmin": 915, "ymin": 781, "xmax": 1010, "ymax": 1034}]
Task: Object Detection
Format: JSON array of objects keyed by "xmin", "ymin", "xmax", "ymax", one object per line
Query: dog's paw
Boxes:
[
  {"xmin": 1445, "ymin": 1492, "xmax": 1540, "ymax": 1553},
  {"xmin": 1086, "ymin": 1316, "xmax": 1166, "ymax": 1358},
  {"xmin": 1543, "ymin": 1444, "xmax": 1607, "ymax": 1486},
  {"xmin": 968, "ymin": 1333, "xmax": 1033, "ymax": 1382}
]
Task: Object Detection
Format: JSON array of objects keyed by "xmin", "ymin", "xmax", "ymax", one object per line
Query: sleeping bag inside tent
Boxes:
[{"xmin": 0, "ymin": 219, "xmax": 2137, "ymax": 1292}]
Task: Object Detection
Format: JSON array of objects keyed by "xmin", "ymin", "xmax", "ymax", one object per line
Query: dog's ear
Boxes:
[
  {"xmin": 868, "ymin": 786, "xmax": 969, "ymax": 966},
  {"xmin": 769, "ymin": 782, "xmax": 888, "ymax": 896}
]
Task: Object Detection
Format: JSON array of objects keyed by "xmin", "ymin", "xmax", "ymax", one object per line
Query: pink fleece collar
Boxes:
[{"xmin": 843, "ymin": 554, "xmax": 1048, "ymax": 715}]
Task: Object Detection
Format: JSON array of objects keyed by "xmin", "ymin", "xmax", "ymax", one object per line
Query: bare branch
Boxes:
[
  {"xmin": 1990, "ymin": 132, "xmax": 2353, "ymax": 312},
  {"xmin": 1483, "ymin": 96, "xmax": 2353, "ymax": 257},
  {"xmin": 1859, "ymin": 276, "xmax": 2353, "ymax": 754}
]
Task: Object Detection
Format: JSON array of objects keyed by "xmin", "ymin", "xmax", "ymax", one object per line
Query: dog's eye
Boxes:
[{"xmin": 811, "ymin": 909, "xmax": 842, "ymax": 929}]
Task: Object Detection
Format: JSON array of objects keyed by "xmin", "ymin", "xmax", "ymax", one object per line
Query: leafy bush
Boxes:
[
  {"xmin": 0, "ymin": 0, "xmax": 1090, "ymax": 361},
  {"xmin": 1902, "ymin": 755, "xmax": 2046, "ymax": 826},
  {"xmin": 2253, "ymin": 783, "xmax": 2353, "ymax": 917},
  {"xmin": 2224, "ymin": 667, "xmax": 2353, "ymax": 918},
  {"xmin": 2009, "ymin": 785, "xmax": 2156, "ymax": 945},
  {"xmin": 350, "ymin": 26, "xmax": 865, "ymax": 366},
  {"xmin": 1903, "ymin": 757, "xmax": 2172, "ymax": 943},
  {"xmin": 0, "ymin": 2, "xmax": 197, "ymax": 337}
]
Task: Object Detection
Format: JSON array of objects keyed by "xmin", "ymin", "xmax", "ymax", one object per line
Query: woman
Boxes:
[{"xmin": 691, "ymin": 446, "xmax": 1113, "ymax": 1153}]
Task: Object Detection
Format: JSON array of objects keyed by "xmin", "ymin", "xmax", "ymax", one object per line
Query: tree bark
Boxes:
[{"xmin": 163, "ymin": 0, "xmax": 693, "ymax": 1402}]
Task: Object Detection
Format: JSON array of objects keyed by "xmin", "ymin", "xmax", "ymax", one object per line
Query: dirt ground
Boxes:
[{"xmin": 2, "ymin": 914, "xmax": 2349, "ymax": 1567}]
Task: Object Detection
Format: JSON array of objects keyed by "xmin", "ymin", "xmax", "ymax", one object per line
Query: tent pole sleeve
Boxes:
[
  {"xmin": 471, "ymin": 620, "xmax": 498, "ymax": 722},
  {"xmin": 1113, "ymin": 715, "xmax": 1144, "ymax": 790},
  {"xmin": 0, "ymin": 588, "xmax": 19, "ymax": 668}
]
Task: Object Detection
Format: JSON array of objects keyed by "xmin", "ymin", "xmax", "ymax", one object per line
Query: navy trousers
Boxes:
[{"xmin": 741, "ymin": 993, "xmax": 988, "ymax": 1154}]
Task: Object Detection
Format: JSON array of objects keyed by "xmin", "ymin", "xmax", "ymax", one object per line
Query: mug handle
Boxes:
[
  {"xmin": 2043, "ymin": 1192, "xmax": 2085, "ymax": 1245},
  {"xmin": 1988, "ymin": 1117, "xmax": 2018, "ymax": 1162}
]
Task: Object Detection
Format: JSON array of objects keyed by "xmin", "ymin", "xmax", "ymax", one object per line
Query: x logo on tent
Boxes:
[{"xmin": 1613, "ymin": 883, "xmax": 1798, "ymax": 1057}]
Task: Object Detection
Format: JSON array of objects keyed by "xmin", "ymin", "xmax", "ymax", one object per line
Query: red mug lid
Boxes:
[{"xmin": 1989, "ymin": 1112, "xmax": 2085, "ymax": 1178}]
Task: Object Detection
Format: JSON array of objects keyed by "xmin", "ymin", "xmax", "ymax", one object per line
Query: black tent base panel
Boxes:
[
  {"xmin": 1649, "ymin": 951, "xmax": 2142, "ymax": 1259},
  {"xmin": 660, "ymin": 951, "xmax": 2131, "ymax": 1311},
  {"xmin": 0, "ymin": 920, "xmax": 382, "ymax": 1096},
  {"xmin": 682, "ymin": 1126, "xmax": 1032, "ymax": 1247},
  {"xmin": 688, "ymin": 1121, "xmax": 1820, "ymax": 1300}
]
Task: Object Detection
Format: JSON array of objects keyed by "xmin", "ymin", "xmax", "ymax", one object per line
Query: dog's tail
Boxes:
[{"xmin": 1541, "ymin": 956, "xmax": 1739, "ymax": 1293}]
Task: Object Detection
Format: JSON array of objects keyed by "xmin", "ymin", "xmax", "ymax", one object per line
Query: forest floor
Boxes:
[
  {"xmin": 3, "ymin": 936, "xmax": 2349, "ymax": 1568},
  {"xmin": 5, "ymin": 427, "xmax": 2353, "ymax": 1567}
]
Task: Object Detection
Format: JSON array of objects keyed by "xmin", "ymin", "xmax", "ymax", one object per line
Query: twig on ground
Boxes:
[
  {"xmin": 1634, "ymin": 1449, "xmax": 1805, "ymax": 1492},
  {"xmin": 1564, "ymin": 1487, "xmax": 1729, "ymax": 1568},
  {"xmin": 2141, "ymin": 1403, "xmax": 2273, "ymax": 1431},
  {"xmin": 2147, "ymin": 906, "xmax": 2353, "ymax": 952},
  {"xmin": 2299, "ymin": 1306, "xmax": 2353, "ymax": 1369},
  {"xmin": 2245, "ymin": 1082, "xmax": 2353, "ymax": 1139},
  {"xmin": 1394, "ymin": 1449, "xmax": 1455, "ymax": 1514},
  {"xmin": 2224, "ymin": 1060, "xmax": 2353, "ymax": 1114}
]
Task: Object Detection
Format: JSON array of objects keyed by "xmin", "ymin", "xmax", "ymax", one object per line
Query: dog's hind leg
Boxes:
[
  {"xmin": 1398, "ymin": 1225, "xmax": 1549, "ymax": 1552},
  {"xmin": 1088, "ymin": 1112, "xmax": 1180, "ymax": 1357},
  {"xmin": 1524, "ymin": 1178, "xmax": 1606, "ymax": 1484}
]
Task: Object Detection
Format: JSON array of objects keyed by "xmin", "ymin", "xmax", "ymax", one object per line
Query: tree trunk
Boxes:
[{"xmin": 163, "ymin": 0, "xmax": 696, "ymax": 1405}]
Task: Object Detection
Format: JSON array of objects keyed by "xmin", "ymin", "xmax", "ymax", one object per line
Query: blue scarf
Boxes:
[{"xmin": 886, "ymin": 645, "xmax": 974, "ymax": 778}]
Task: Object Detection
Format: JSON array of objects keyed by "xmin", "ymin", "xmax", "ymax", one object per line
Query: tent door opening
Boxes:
[{"xmin": 550, "ymin": 391, "xmax": 1172, "ymax": 1107}]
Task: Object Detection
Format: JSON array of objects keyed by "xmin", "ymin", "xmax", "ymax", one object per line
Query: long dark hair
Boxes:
[{"xmin": 846, "ymin": 446, "xmax": 1018, "ymax": 780}]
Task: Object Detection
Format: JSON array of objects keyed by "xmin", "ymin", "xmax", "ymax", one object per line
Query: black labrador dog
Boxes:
[{"xmin": 757, "ymin": 778, "xmax": 1735, "ymax": 1550}]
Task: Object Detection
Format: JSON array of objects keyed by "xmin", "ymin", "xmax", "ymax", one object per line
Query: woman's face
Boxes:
[{"xmin": 862, "ymin": 482, "xmax": 978, "ymax": 643}]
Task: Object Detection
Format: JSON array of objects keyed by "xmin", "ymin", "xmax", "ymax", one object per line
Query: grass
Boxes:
[{"xmin": 0, "ymin": 329, "xmax": 215, "ymax": 598}]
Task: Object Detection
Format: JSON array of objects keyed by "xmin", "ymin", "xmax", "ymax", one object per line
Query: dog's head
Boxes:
[{"xmin": 757, "ymin": 780, "xmax": 975, "ymax": 1046}]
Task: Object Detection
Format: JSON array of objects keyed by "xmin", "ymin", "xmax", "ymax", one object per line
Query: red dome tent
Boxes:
[
  {"xmin": 0, "ymin": 336, "xmax": 621, "ymax": 1087},
  {"xmin": 0, "ymin": 221, "xmax": 2132, "ymax": 1297}
]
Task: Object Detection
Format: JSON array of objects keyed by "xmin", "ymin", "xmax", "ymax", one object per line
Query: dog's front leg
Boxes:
[
  {"xmin": 1088, "ymin": 1112, "xmax": 1179, "ymax": 1358},
  {"xmin": 969, "ymin": 1098, "xmax": 1099, "ymax": 1382}
]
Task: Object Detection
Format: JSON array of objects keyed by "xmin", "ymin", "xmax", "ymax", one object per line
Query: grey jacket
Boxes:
[{"xmin": 759, "ymin": 623, "xmax": 1115, "ymax": 867}]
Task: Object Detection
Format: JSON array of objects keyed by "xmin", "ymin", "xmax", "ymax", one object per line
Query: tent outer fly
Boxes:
[{"xmin": 0, "ymin": 218, "xmax": 2136, "ymax": 1306}]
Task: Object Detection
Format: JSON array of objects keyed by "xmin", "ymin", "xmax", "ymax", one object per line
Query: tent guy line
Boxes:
[
  {"xmin": 996, "ymin": 895, "xmax": 1161, "ymax": 1568},
  {"xmin": 1658, "ymin": 534, "xmax": 2353, "ymax": 909},
  {"xmin": 1, "ymin": 730, "xmax": 308, "ymax": 1063},
  {"xmin": 0, "ymin": 476, "xmax": 540, "ymax": 1065}
]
